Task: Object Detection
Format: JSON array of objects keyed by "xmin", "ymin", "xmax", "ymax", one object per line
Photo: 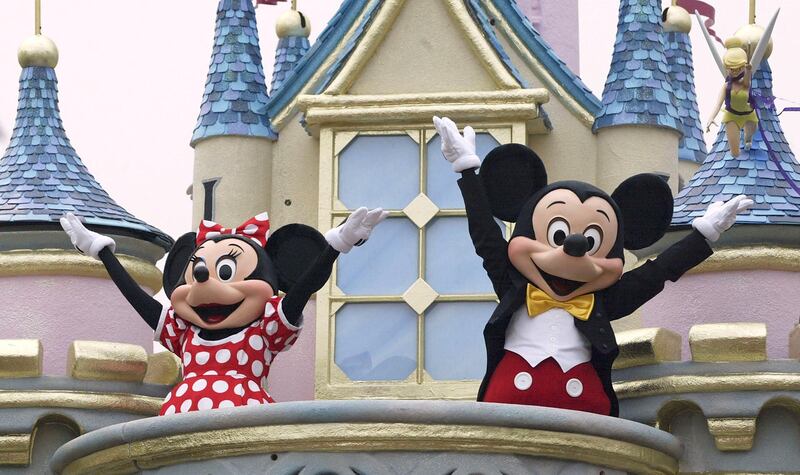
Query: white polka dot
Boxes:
[
  {"xmin": 226, "ymin": 370, "xmax": 239, "ymax": 376},
  {"xmin": 266, "ymin": 321, "xmax": 278, "ymax": 336},
  {"xmin": 274, "ymin": 337, "xmax": 282, "ymax": 344},
  {"xmin": 263, "ymin": 350, "xmax": 273, "ymax": 365},
  {"xmin": 183, "ymin": 352, "xmax": 192, "ymax": 366},
  {"xmin": 265, "ymin": 303, "xmax": 275, "ymax": 314},
  {"xmin": 252, "ymin": 360, "xmax": 264, "ymax": 377},
  {"xmin": 198, "ymin": 397, "xmax": 214, "ymax": 411},
  {"xmin": 243, "ymin": 223, "xmax": 259, "ymax": 235},
  {"xmin": 192, "ymin": 379, "xmax": 207, "ymax": 392},
  {"xmin": 163, "ymin": 392, "xmax": 172, "ymax": 403},
  {"xmin": 216, "ymin": 349, "xmax": 231, "ymax": 363},
  {"xmin": 247, "ymin": 398, "xmax": 261, "ymax": 406},
  {"xmin": 249, "ymin": 335, "xmax": 264, "ymax": 351},
  {"xmin": 255, "ymin": 212, "xmax": 269, "ymax": 222},
  {"xmin": 234, "ymin": 384, "xmax": 245, "ymax": 396},
  {"xmin": 248, "ymin": 380, "xmax": 260, "ymax": 392},
  {"xmin": 262, "ymin": 398, "xmax": 269, "ymax": 403},
  {"xmin": 213, "ymin": 380, "xmax": 229, "ymax": 393},
  {"xmin": 250, "ymin": 237, "xmax": 262, "ymax": 246},
  {"xmin": 166, "ymin": 323, "xmax": 175, "ymax": 337},
  {"xmin": 205, "ymin": 231, "xmax": 221, "ymax": 238},
  {"xmin": 196, "ymin": 351, "xmax": 210, "ymax": 365},
  {"xmin": 176, "ymin": 384, "xmax": 189, "ymax": 397},
  {"xmin": 233, "ymin": 374, "xmax": 246, "ymax": 379},
  {"xmin": 180, "ymin": 400, "xmax": 192, "ymax": 413},
  {"xmin": 237, "ymin": 350, "xmax": 249, "ymax": 365},
  {"xmin": 185, "ymin": 372, "xmax": 197, "ymax": 379},
  {"xmin": 164, "ymin": 405, "xmax": 176, "ymax": 415},
  {"xmin": 203, "ymin": 370, "xmax": 218, "ymax": 376},
  {"xmin": 176, "ymin": 319, "xmax": 187, "ymax": 330},
  {"xmin": 219, "ymin": 400, "xmax": 235, "ymax": 408},
  {"xmin": 202, "ymin": 220, "xmax": 217, "ymax": 228}
]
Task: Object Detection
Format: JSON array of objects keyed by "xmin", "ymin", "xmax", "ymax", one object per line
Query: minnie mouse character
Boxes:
[
  {"xmin": 60, "ymin": 208, "xmax": 387, "ymax": 415},
  {"xmin": 433, "ymin": 117, "xmax": 753, "ymax": 416}
]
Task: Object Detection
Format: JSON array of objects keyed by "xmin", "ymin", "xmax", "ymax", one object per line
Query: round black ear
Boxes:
[
  {"xmin": 266, "ymin": 224, "xmax": 328, "ymax": 293},
  {"xmin": 163, "ymin": 232, "xmax": 197, "ymax": 298},
  {"xmin": 611, "ymin": 174, "xmax": 673, "ymax": 250},
  {"xmin": 479, "ymin": 144, "xmax": 547, "ymax": 222}
]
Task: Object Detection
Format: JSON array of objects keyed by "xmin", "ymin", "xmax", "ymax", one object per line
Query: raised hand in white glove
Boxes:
[
  {"xmin": 432, "ymin": 116, "xmax": 481, "ymax": 173},
  {"xmin": 325, "ymin": 207, "xmax": 389, "ymax": 253},
  {"xmin": 692, "ymin": 195, "xmax": 754, "ymax": 242},
  {"xmin": 59, "ymin": 212, "xmax": 116, "ymax": 259}
]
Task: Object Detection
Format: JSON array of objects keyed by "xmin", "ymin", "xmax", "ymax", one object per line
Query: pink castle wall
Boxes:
[
  {"xmin": 516, "ymin": 0, "xmax": 580, "ymax": 74},
  {"xmin": 640, "ymin": 270, "xmax": 800, "ymax": 359},
  {"xmin": 264, "ymin": 303, "xmax": 316, "ymax": 402}
]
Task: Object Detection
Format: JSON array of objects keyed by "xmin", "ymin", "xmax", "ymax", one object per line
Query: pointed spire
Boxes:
[
  {"xmin": 672, "ymin": 62, "xmax": 800, "ymax": 226},
  {"xmin": 593, "ymin": 0, "xmax": 681, "ymax": 133},
  {"xmin": 192, "ymin": 0, "xmax": 276, "ymax": 146},
  {"xmin": 270, "ymin": 9, "xmax": 311, "ymax": 93}
]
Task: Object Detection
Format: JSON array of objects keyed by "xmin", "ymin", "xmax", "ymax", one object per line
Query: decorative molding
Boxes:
[
  {"xmin": 68, "ymin": 341, "xmax": 149, "ymax": 383},
  {"xmin": 143, "ymin": 352, "xmax": 182, "ymax": 386},
  {"xmin": 706, "ymin": 417, "xmax": 757, "ymax": 451},
  {"xmin": 637, "ymin": 246, "xmax": 800, "ymax": 274},
  {"xmin": 614, "ymin": 328, "xmax": 682, "ymax": 370},
  {"xmin": 60, "ymin": 422, "xmax": 678, "ymax": 475},
  {"xmin": 0, "ymin": 250, "xmax": 162, "ymax": 292},
  {"xmin": 689, "ymin": 323, "xmax": 767, "ymax": 363},
  {"xmin": 0, "ymin": 434, "xmax": 32, "ymax": 466},
  {"xmin": 614, "ymin": 373, "xmax": 800, "ymax": 399},
  {"xmin": 0, "ymin": 339, "xmax": 42, "ymax": 378},
  {"xmin": 0, "ymin": 390, "xmax": 161, "ymax": 415}
]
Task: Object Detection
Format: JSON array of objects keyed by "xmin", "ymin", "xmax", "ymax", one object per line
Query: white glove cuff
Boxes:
[
  {"xmin": 325, "ymin": 227, "xmax": 353, "ymax": 254},
  {"xmin": 87, "ymin": 235, "xmax": 116, "ymax": 259},
  {"xmin": 451, "ymin": 154, "xmax": 481, "ymax": 173},
  {"xmin": 692, "ymin": 217, "xmax": 720, "ymax": 243}
]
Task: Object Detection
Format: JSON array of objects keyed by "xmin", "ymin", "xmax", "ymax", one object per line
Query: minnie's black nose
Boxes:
[
  {"xmin": 563, "ymin": 234, "xmax": 589, "ymax": 257},
  {"xmin": 193, "ymin": 264, "xmax": 209, "ymax": 283}
]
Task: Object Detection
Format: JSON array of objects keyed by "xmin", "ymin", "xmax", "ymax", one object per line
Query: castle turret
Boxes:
[
  {"xmin": 270, "ymin": 8, "xmax": 311, "ymax": 93},
  {"xmin": 594, "ymin": 0, "xmax": 682, "ymax": 192},
  {"xmin": 191, "ymin": 0, "xmax": 276, "ymax": 225},
  {"xmin": 0, "ymin": 30, "xmax": 172, "ymax": 373},
  {"xmin": 662, "ymin": 4, "xmax": 706, "ymax": 185}
]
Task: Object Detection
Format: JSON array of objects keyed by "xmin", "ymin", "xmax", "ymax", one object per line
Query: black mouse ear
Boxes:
[
  {"xmin": 611, "ymin": 174, "xmax": 673, "ymax": 250},
  {"xmin": 479, "ymin": 143, "xmax": 547, "ymax": 222},
  {"xmin": 163, "ymin": 232, "xmax": 197, "ymax": 298},
  {"xmin": 266, "ymin": 224, "xmax": 328, "ymax": 293}
]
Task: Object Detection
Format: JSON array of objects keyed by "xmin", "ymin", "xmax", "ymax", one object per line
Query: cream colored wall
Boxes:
[
  {"xmin": 347, "ymin": 0, "xmax": 498, "ymax": 94},
  {"xmin": 596, "ymin": 126, "xmax": 680, "ymax": 193},
  {"xmin": 269, "ymin": 113, "xmax": 321, "ymax": 229},
  {"xmin": 678, "ymin": 159, "xmax": 701, "ymax": 190},
  {"xmin": 192, "ymin": 136, "xmax": 273, "ymax": 226}
]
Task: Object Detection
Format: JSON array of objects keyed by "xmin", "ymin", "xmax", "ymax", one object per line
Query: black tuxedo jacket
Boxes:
[{"xmin": 458, "ymin": 170, "xmax": 713, "ymax": 416}]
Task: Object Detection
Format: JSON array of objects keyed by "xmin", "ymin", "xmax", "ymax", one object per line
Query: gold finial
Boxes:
[
  {"xmin": 18, "ymin": 0, "xmax": 59, "ymax": 68},
  {"xmin": 749, "ymin": 0, "xmax": 756, "ymax": 24},
  {"xmin": 292, "ymin": 0, "xmax": 297, "ymax": 10}
]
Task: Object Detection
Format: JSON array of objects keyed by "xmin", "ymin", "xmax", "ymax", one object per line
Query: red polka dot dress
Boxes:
[{"xmin": 156, "ymin": 296, "xmax": 298, "ymax": 415}]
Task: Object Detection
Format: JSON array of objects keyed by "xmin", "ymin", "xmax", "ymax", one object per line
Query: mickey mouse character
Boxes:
[
  {"xmin": 433, "ymin": 117, "xmax": 753, "ymax": 416},
  {"xmin": 60, "ymin": 208, "xmax": 387, "ymax": 415}
]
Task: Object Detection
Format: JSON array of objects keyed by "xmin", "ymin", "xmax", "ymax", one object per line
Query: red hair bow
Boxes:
[{"xmin": 196, "ymin": 212, "xmax": 270, "ymax": 247}]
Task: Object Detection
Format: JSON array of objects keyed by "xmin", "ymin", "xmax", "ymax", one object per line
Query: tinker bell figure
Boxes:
[{"xmin": 697, "ymin": 8, "xmax": 779, "ymax": 158}]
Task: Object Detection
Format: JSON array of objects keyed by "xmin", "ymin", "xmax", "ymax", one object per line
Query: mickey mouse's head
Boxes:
[
  {"xmin": 480, "ymin": 144, "xmax": 673, "ymax": 301},
  {"xmin": 161, "ymin": 215, "xmax": 326, "ymax": 330}
]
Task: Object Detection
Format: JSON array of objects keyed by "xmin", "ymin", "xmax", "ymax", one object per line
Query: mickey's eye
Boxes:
[
  {"xmin": 547, "ymin": 218, "xmax": 570, "ymax": 247},
  {"xmin": 583, "ymin": 226, "xmax": 603, "ymax": 255},
  {"xmin": 216, "ymin": 258, "xmax": 237, "ymax": 282}
]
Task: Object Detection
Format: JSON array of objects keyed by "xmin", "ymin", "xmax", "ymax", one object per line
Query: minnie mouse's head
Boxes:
[
  {"xmin": 161, "ymin": 214, "xmax": 326, "ymax": 330},
  {"xmin": 479, "ymin": 144, "xmax": 673, "ymax": 301}
]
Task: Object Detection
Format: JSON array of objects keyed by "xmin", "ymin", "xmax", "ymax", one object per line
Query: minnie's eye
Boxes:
[
  {"xmin": 216, "ymin": 258, "xmax": 237, "ymax": 282},
  {"xmin": 584, "ymin": 226, "xmax": 603, "ymax": 255},
  {"xmin": 547, "ymin": 218, "xmax": 570, "ymax": 247}
]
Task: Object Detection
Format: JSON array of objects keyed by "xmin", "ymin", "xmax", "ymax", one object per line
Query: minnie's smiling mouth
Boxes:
[{"xmin": 192, "ymin": 301, "xmax": 244, "ymax": 324}]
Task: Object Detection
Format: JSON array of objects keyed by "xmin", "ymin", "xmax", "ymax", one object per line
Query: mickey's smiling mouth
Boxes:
[
  {"xmin": 535, "ymin": 265, "xmax": 585, "ymax": 297},
  {"xmin": 192, "ymin": 301, "xmax": 244, "ymax": 325}
]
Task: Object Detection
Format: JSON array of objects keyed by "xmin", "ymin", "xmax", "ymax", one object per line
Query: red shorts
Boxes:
[{"xmin": 483, "ymin": 351, "xmax": 611, "ymax": 415}]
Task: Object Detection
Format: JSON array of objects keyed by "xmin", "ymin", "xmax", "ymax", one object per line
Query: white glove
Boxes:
[
  {"xmin": 59, "ymin": 212, "xmax": 116, "ymax": 259},
  {"xmin": 692, "ymin": 195, "xmax": 754, "ymax": 242},
  {"xmin": 325, "ymin": 207, "xmax": 389, "ymax": 253},
  {"xmin": 432, "ymin": 116, "xmax": 480, "ymax": 172}
]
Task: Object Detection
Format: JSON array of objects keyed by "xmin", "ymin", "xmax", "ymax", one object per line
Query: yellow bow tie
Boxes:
[{"xmin": 526, "ymin": 284, "xmax": 595, "ymax": 321}]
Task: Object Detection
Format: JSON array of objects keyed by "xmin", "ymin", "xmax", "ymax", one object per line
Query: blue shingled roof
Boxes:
[
  {"xmin": 0, "ymin": 66, "xmax": 172, "ymax": 248},
  {"xmin": 672, "ymin": 62, "xmax": 800, "ymax": 226},
  {"xmin": 488, "ymin": 0, "xmax": 601, "ymax": 115},
  {"xmin": 192, "ymin": 0, "xmax": 277, "ymax": 146},
  {"xmin": 270, "ymin": 35, "xmax": 311, "ymax": 93},
  {"xmin": 593, "ymin": 0, "xmax": 681, "ymax": 133},
  {"xmin": 664, "ymin": 31, "xmax": 706, "ymax": 163}
]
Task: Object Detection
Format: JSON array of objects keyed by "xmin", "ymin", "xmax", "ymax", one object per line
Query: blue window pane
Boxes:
[
  {"xmin": 337, "ymin": 218, "xmax": 418, "ymax": 295},
  {"xmin": 426, "ymin": 133, "xmax": 500, "ymax": 209},
  {"xmin": 335, "ymin": 303, "xmax": 417, "ymax": 381},
  {"xmin": 339, "ymin": 135, "xmax": 420, "ymax": 209},
  {"xmin": 425, "ymin": 302, "xmax": 493, "ymax": 380},
  {"xmin": 425, "ymin": 217, "xmax": 500, "ymax": 294}
]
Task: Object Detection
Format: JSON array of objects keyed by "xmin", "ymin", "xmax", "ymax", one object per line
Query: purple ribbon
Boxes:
[{"xmin": 748, "ymin": 94, "xmax": 800, "ymax": 194}]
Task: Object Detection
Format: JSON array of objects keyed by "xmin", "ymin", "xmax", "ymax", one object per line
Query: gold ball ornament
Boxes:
[
  {"xmin": 18, "ymin": 34, "xmax": 59, "ymax": 68},
  {"xmin": 734, "ymin": 23, "xmax": 773, "ymax": 61},
  {"xmin": 276, "ymin": 10, "xmax": 311, "ymax": 38},
  {"xmin": 662, "ymin": 6, "xmax": 691, "ymax": 34}
]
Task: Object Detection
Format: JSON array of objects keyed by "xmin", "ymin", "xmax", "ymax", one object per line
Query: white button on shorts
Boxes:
[
  {"xmin": 566, "ymin": 378, "xmax": 584, "ymax": 397},
  {"xmin": 514, "ymin": 371, "xmax": 533, "ymax": 390}
]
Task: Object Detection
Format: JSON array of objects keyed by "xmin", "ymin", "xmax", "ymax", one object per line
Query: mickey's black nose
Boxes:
[
  {"xmin": 563, "ymin": 234, "xmax": 589, "ymax": 257},
  {"xmin": 193, "ymin": 264, "xmax": 209, "ymax": 283}
]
